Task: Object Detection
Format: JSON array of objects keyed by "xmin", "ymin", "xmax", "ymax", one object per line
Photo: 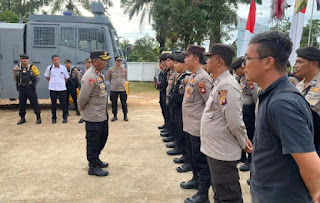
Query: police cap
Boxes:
[
  {"xmin": 231, "ymin": 57, "xmax": 245, "ymax": 70},
  {"xmin": 159, "ymin": 53, "xmax": 168, "ymax": 61},
  {"xmin": 296, "ymin": 46, "xmax": 320, "ymax": 61},
  {"xmin": 182, "ymin": 45, "xmax": 205, "ymax": 56},
  {"xmin": 85, "ymin": 58, "xmax": 91, "ymax": 63},
  {"xmin": 115, "ymin": 56, "xmax": 122, "ymax": 61},
  {"xmin": 64, "ymin": 59, "xmax": 71, "ymax": 63},
  {"xmin": 20, "ymin": 54, "xmax": 29, "ymax": 59},
  {"xmin": 173, "ymin": 53, "xmax": 185, "ymax": 63},
  {"xmin": 90, "ymin": 50, "xmax": 111, "ymax": 60},
  {"xmin": 204, "ymin": 43, "xmax": 235, "ymax": 58}
]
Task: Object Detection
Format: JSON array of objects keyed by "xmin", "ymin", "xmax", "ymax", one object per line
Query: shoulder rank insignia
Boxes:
[
  {"xmin": 290, "ymin": 79, "xmax": 295, "ymax": 85},
  {"xmin": 198, "ymin": 81, "xmax": 206, "ymax": 94},
  {"xmin": 97, "ymin": 77, "xmax": 102, "ymax": 82},
  {"xmin": 89, "ymin": 78, "xmax": 95, "ymax": 86},
  {"xmin": 311, "ymin": 87, "xmax": 319, "ymax": 92},
  {"xmin": 219, "ymin": 90, "xmax": 227, "ymax": 105},
  {"xmin": 248, "ymin": 81, "xmax": 254, "ymax": 89}
]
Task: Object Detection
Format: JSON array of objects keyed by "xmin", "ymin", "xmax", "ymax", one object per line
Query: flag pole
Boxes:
[{"xmin": 308, "ymin": 0, "xmax": 315, "ymax": 46}]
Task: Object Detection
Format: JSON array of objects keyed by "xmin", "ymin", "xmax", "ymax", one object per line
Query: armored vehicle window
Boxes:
[
  {"xmin": 78, "ymin": 28, "xmax": 104, "ymax": 51},
  {"xmin": 61, "ymin": 27, "xmax": 75, "ymax": 47},
  {"xmin": 34, "ymin": 26, "xmax": 55, "ymax": 46}
]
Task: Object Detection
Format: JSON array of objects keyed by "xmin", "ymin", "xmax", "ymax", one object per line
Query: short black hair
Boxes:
[
  {"xmin": 193, "ymin": 53, "xmax": 204, "ymax": 64},
  {"xmin": 52, "ymin": 55, "xmax": 59, "ymax": 60},
  {"xmin": 249, "ymin": 31, "xmax": 292, "ymax": 73}
]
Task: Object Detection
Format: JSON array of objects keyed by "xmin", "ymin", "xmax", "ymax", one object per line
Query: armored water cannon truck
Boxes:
[{"xmin": 0, "ymin": 2, "xmax": 125, "ymax": 99}]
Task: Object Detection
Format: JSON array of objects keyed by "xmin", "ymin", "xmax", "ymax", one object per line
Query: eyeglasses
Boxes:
[{"xmin": 243, "ymin": 56, "xmax": 270, "ymax": 65}]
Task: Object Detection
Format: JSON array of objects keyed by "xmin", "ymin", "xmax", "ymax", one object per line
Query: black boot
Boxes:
[
  {"xmin": 17, "ymin": 117, "xmax": 26, "ymax": 125},
  {"xmin": 166, "ymin": 142, "xmax": 177, "ymax": 148},
  {"xmin": 63, "ymin": 117, "xmax": 68, "ymax": 123},
  {"xmin": 173, "ymin": 156, "xmax": 186, "ymax": 164},
  {"xmin": 176, "ymin": 163, "xmax": 192, "ymax": 173},
  {"xmin": 111, "ymin": 114, "xmax": 117, "ymax": 121},
  {"xmin": 162, "ymin": 136, "xmax": 174, "ymax": 142},
  {"xmin": 97, "ymin": 158, "xmax": 109, "ymax": 168},
  {"xmin": 88, "ymin": 160, "xmax": 108, "ymax": 177},
  {"xmin": 36, "ymin": 113, "xmax": 41, "ymax": 124},
  {"xmin": 124, "ymin": 113, "xmax": 128, "ymax": 121},
  {"xmin": 180, "ymin": 176, "xmax": 199, "ymax": 189},
  {"xmin": 158, "ymin": 124, "xmax": 166, "ymax": 129},
  {"xmin": 76, "ymin": 109, "xmax": 81, "ymax": 116},
  {"xmin": 167, "ymin": 147, "xmax": 182, "ymax": 156},
  {"xmin": 184, "ymin": 186, "xmax": 210, "ymax": 203}
]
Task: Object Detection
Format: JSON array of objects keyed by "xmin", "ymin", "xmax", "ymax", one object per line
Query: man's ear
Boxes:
[{"xmin": 264, "ymin": 56, "xmax": 275, "ymax": 70}]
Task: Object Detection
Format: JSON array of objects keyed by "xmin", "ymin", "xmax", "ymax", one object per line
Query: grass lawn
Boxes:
[{"xmin": 128, "ymin": 81, "xmax": 158, "ymax": 94}]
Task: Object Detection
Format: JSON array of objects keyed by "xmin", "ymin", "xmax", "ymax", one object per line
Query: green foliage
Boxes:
[
  {"xmin": 0, "ymin": 10, "xmax": 19, "ymax": 23},
  {"xmin": 129, "ymin": 81, "xmax": 158, "ymax": 93},
  {"xmin": 123, "ymin": 34, "xmax": 159, "ymax": 62}
]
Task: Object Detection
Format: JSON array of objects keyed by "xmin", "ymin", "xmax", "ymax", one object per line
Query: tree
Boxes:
[
  {"xmin": 125, "ymin": 34, "xmax": 159, "ymax": 62},
  {"xmin": 301, "ymin": 19, "xmax": 320, "ymax": 47},
  {"xmin": 0, "ymin": 10, "xmax": 19, "ymax": 23},
  {"xmin": 50, "ymin": 0, "xmax": 113, "ymax": 16}
]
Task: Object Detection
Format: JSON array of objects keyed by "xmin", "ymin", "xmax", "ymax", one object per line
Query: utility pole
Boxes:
[{"xmin": 307, "ymin": 0, "xmax": 315, "ymax": 46}]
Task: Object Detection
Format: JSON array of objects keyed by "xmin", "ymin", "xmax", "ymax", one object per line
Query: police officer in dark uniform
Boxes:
[
  {"xmin": 65, "ymin": 59, "xmax": 81, "ymax": 116},
  {"xmin": 13, "ymin": 54, "xmax": 41, "ymax": 125},
  {"xmin": 157, "ymin": 53, "xmax": 169, "ymax": 130},
  {"xmin": 78, "ymin": 50, "xmax": 110, "ymax": 177}
]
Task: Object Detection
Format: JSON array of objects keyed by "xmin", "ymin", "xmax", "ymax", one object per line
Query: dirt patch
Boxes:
[{"xmin": 0, "ymin": 92, "xmax": 251, "ymax": 202}]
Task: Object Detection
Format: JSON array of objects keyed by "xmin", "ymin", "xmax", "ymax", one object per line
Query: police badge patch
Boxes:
[
  {"xmin": 219, "ymin": 90, "xmax": 227, "ymax": 105},
  {"xmin": 89, "ymin": 78, "xmax": 95, "ymax": 86},
  {"xmin": 198, "ymin": 81, "xmax": 206, "ymax": 94}
]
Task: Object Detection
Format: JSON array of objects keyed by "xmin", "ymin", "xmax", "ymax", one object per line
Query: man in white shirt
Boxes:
[{"xmin": 44, "ymin": 55, "xmax": 69, "ymax": 124}]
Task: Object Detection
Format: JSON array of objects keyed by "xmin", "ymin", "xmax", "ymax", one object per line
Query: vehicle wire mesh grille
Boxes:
[
  {"xmin": 34, "ymin": 27, "xmax": 55, "ymax": 46},
  {"xmin": 61, "ymin": 27, "xmax": 75, "ymax": 47}
]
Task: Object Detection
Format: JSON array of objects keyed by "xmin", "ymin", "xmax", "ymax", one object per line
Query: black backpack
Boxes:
[{"xmin": 266, "ymin": 88, "xmax": 320, "ymax": 146}]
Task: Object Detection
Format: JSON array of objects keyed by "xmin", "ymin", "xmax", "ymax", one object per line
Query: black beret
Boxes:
[
  {"xmin": 204, "ymin": 43, "xmax": 235, "ymax": 58},
  {"xmin": 296, "ymin": 46, "xmax": 320, "ymax": 61},
  {"xmin": 20, "ymin": 54, "xmax": 29, "ymax": 59},
  {"xmin": 64, "ymin": 59, "xmax": 71, "ymax": 63},
  {"xmin": 173, "ymin": 53, "xmax": 185, "ymax": 63},
  {"xmin": 166, "ymin": 54, "xmax": 175, "ymax": 60},
  {"xmin": 231, "ymin": 57, "xmax": 245, "ymax": 70},
  {"xmin": 90, "ymin": 50, "xmax": 111, "ymax": 60},
  {"xmin": 115, "ymin": 56, "xmax": 122, "ymax": 61},
  {"xmin": 159, "ymin": 53, "xmax": 168, "ymax": 61},
  {"xmin": 182, "ymin": 45, "xmax": 205, "ymax": 56}
]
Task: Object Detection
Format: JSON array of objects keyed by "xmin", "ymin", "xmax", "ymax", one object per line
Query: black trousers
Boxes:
[
  {"xmin": 207, "ymin": 157, "xmax": 243, "ymax": 203},
  {"xmin": 85, "ymin": 120, "xmax": 109, "ymax": 163},
  {"xmin": 242, "ymin": 104, "xmax": 255, "ymax": 163},
  {"xmin": 159, "ymin": 91, "xmax": 167, "ymax": 124},
  {"xmin": 187, "ymin": 133, "xmax": 211, "ymax": 188},
  {"xmin": 66, "ymin": 85, "xmax": 78, "ymax": 111},
  {"xmin": 174, "ymin": 104, "xmax": 188, "ymax": 161},
  {"xmin": 50, "ymin": 90, "xmax": 67, "ymax": 119},
  {"xmin": 110, "ymin": 91, "xmax": 128, "ymax": 115},
  {"xmin": 168, "ymin": 104, "xmax": 176, "ymax": 136},
  {"xmin": 160, "ymin": 90, "xmax": 169, "ymax": 126},
  {"xmin": 18, "ymin": 85, "xmax": 40, "ymax": 117}
]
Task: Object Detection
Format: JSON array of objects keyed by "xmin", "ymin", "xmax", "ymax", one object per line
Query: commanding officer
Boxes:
[
  {"xmin": 78, "ymin": 50, "xmax": 110, "ymax": 177},
  {"xmin": 13, "ymin": 54, "xmax": 41, "ymax": 125},
  {"xmin": 107, "ymin": 56, "xmax": 128, "ymax": 121},
  {"xmin": 79, "ymin": 58, "xmax": 92, "ymax": 124},
  {"xmin": 295, "ymin": 46, "xmax": 320, "ymax": 155},
  {"xmin": 44, "ymin": 55, "xmax": 69, "ymax": 124},
  {"xmin": 231, "ymin": 57, "xmax": 258, "ymax": 172},
  {"xmin": 180, "ymin": 45, "xmax": 212, "ymax": 203},
  {"xmin": 202, "ymin": 44, "xmax": 253, "ymax": 203},
  {"xmin": 65, "ymin": 59, "xmax": 81, "ymax": 116}
]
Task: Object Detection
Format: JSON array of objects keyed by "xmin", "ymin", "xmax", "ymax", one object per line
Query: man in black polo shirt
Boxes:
[{"xmin": 244, "ymin": 31, "xmax": 320, "ymax": 202}]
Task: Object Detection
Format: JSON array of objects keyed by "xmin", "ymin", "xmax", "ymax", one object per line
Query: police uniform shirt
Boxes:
[
  {"xmin": 107, "ymin": 66, "xmax": 127, "ymax": 91},
  {"xmin": 67, "ymin": 67, "xmax": 82, "ymax": 88},
  {"xmin": 182, "ymin": 67, "xmax": 213, "ymax": 137},
  {"xmin": 166, "ymin": 70, "xmax": 178, "ymax": 97},
  {"xmin": 239, "ymin": 76, "xmax": 258, "ymax": 105},
  {"xmin": 296, "ymin": 72, "xmax": 320, "ymax": 114},
  {"xmin": 78, "ymin": 66, "xmax": 108, "ymax": 122},
  {"xmin": 44, "ymin": 65, "xmax": 69, "ymax": 91},
  {"xmin": 201, "ymin": 70, "xmax": 247, "ymax": 161},
  {"xmin": 288, "ymin": 76, "xmax": 299, "ymax": 86},
  {"xmin": 13, "ymin": 64, "xmax": 40, "ymax": 86}
]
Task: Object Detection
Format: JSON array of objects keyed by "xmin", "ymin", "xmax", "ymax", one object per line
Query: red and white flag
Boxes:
[
  {"xmin": 289, "ymin": 1, "xmax": 307, "ymax": 67},
  {"xmin": 240, "ymin": 0, "xmax": 256, "ymax": 57}
]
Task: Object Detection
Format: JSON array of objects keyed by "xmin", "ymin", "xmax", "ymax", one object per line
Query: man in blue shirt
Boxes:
[{"xmin": 244, "ymin": 31, "xmax": 320, "ymax": 203}]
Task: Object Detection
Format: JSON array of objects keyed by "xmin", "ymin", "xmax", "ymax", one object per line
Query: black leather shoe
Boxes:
[
  {"xmin": 162, "ymin": 136, "xmax": 174, "ymax": 142},
  {"xmin": 166, "ymin": 142, "xmax": 176, "ymax": 148},
  {"xmin": 76, "ymin": 110, "xmax": 81, "ymax": 116},
  {"xmin": 173, "ymin": 156, "xmax": 186, "ymax": 164},
  {"xmin": 180, "ymin": 179, "xmax": 199, "ymax": 189},
  {"xmin": 240, "ymin": 163, "xmax": 251, "ymax": 172},
  {"xmin": 52, "ymin": 118, "xmax": 57, "ymax": 124},
  {"xmin": 167, "ymin": 147, "xmax": 182, "ymax": 155},
  {"xmin": 247, "ymin": 179, "xmax": 251, "ymax": 185},
  {"xmin": 63, "ymin": 117, "xmax": 68, "ymax": 123},
  {"xmin": 88, "ymin": 167, "xmax": 108, "ymax": 177},
  {"xmin": 79, "ymin": 119, "xmax": 84, "ymax": 123},
  {"xmin": 160, "ymin": 129, "xmax": 169, "ymax": 133},
  {"xmin": 97, "ymin": 159, "xmax": 109, "ymax": 168},
  {"xmin": 184, "ymin": 187, "xmax": 209, "ymax": 203},
  {"xmin": 17, "ymin": 117, "xmax": 26, "ymax": 125},
  {"xmin": 36, "ymin": 117, "xmax": 41, "ymax": 124},
  {"xmin": 158, "ymin": 124, "xmax": 166, "ymax": 129},
  {"xmin": 160, "ymin": 131, "xmax": 171, "ymax": 137},
  {"xmin": 176, "ymin": 163, "xmax": 192, "ymax": 173},
  {"xmin": 111, "ymin": 115, "xmax": 117, "ymax": 121},
  {"xmin": 124, "ymin": 114, "xmax": 128, "ymax": 121}
]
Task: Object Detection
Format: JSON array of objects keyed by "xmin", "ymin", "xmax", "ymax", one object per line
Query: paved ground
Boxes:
[{"xmin": 0, "ymin": 92, "xmax": 251, "ymax": 203}]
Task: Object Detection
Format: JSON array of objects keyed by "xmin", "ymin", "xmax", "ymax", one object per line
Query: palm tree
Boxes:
[{"xmin": 50, "ymin": 0, "xmax": 113, "ymax": 16}]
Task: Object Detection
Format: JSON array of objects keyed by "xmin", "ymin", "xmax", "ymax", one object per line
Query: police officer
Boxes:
[
  {"xmin": 78, "ymin": 50, "xmax": 110, "ymax": 177},
  {"xmin": 13, "ymin": 54, "xmax": 41, "ymax": 125},
  {"xmin": 231, "ymin": 57, "xmax": 258, "ymax": 172},
  {"xmin": 295, "ymin": 46, "xmax": 320, "ymax": 155},
  {"xmin": 79, "ymin": 58, "xmax": 92, "ymax": 124},
  {"xmin": 65, "ymin": 59, "xmax": 81, "ymax": 116},
  {"xmin": 157, "ymin": 53, "xmax": 169, "ymax": 130},
  {"xmin": 180, "ymin": 45, "xmax": 213, "ymax": 203},
  {"xmin": 107, "ymin": 56, "xmax": 128, "ymax": 121},
  {"xmin": 287, "ymin": 60, "xmax": 300, "ymax": 85},
  {"xmin": 202, "ymin": 44, "xmax": 253, "ymax": 203}
]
